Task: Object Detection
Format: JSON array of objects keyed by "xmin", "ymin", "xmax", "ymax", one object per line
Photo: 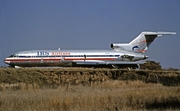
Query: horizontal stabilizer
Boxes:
[
  {"xmin": 143, "ymin": 32, "xmax": 176, "ymax": 35},
  {"xmin": 142, "ymin": 32, "xmax": 176, "ymax": 37}
]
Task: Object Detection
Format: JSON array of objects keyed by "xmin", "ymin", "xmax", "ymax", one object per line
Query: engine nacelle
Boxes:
[
  {"xmin": 110, "ymin": 43, "xmax": 131, "ymax": 51},
  {"xmin": 110, "ymin": 43, "xmax": 120, "ymax": 49}
]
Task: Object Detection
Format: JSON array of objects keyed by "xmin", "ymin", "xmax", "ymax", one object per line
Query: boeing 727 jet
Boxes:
[{"xmin": 4, "ymin": 31, "xmax": 176, "ymax": 68}]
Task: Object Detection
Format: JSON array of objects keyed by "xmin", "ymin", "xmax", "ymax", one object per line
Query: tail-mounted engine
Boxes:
[
  {"xmin": 110, "ymin": 43, "xmax": 132, "ymax": 51},
  {"xmin": 110, "ymin": 43, "xmax": 122, "ymax": 49}
]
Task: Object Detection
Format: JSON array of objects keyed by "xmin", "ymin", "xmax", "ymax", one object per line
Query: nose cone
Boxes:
[{"xmin": 4, "ymin": 58, "xmax": 11, "ymax": 64}]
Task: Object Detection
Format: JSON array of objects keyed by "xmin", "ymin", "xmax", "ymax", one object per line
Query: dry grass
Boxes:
[
  {"xmin": 0, "ymin": 68, "xmax": 180, "ymax": 110},
  {"xmin": 0, "ymin": 80, "xmax": 180, "ymax": 111},
  {"xmin": 1, "ymin": 68, "xmax": 180, "ymax": 87}
]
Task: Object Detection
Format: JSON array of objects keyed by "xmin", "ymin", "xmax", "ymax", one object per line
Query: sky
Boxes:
[{"xmin": 0, "ymin": 0, "xmax": 180, "ymax": 68}]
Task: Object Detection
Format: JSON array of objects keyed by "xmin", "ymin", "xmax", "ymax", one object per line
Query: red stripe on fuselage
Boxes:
[
  {"xmin": 64, "ymin": 57, "xmax": 115, "ymax": 61},
  {"xmin": 5, "ymin": 57, "xmax": 116, "ymax": 63}
]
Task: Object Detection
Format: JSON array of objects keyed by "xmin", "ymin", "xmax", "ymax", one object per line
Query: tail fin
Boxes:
[
  {"xmin": 111, "ymin": 31, "xmax": 176, "ymax": 53},
  {"xmin": 130, "ymin": 32, "xmax": 176, "ymax": 53}
]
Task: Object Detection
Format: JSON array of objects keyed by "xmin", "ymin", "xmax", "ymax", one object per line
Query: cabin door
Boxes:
[
  {"xmin": 84, "ymin": 54, "xmax": 86, "ymax": 61},
  {"xmin": 40, "ymin": 57, "xmax": 43, "ymax": 63}
]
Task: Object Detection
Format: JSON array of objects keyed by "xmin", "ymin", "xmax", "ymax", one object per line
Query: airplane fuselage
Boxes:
[
  {"xmin": 4, "ymin": 49, "xmax": 147, "ymax": 68},
  {"xmin": 4, "ymin": 31, "xmax": 176, "ymax": 68}
]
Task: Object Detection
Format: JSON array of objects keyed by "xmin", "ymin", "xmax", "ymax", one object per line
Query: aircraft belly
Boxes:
[
  {"xmin": 11, "ymin": 61, "xmax": 72, "ymax": 67},
  {"xmin": 8, "ymin": 58, "xmax": 73, "ymax": 67}
]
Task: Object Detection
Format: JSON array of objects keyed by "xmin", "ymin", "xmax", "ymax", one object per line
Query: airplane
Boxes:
[{"xmin": 4, "ymin": 31, "xmax": 176, "ymax": 68}]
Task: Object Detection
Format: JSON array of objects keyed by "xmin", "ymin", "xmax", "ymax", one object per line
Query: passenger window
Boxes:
[{"xmin": 9, "ymin": 54, "xmax": 18, "ymax": 57}]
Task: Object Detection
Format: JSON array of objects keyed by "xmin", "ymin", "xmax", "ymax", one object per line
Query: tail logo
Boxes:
[
  {"xmin": 132, "ymin": 46, "xmax": 139, "ymax": 51},
  {"xmin": 132, "ymin": 46, "xmax": 147, "ymax": 53}
]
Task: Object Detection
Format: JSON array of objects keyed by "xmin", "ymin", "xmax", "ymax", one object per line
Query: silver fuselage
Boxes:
[
  {"xmin": 4, "ymin": 49, "xmax": 147, "ymax": 67},
  {"xmin": 4, "ymin": 31, "xmax": 175, "ymax": 68}
]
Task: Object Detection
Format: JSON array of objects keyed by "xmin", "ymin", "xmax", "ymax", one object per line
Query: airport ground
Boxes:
[{"xmin": 0, "ymin": 68, "xmax": 180, "ymax": 110}]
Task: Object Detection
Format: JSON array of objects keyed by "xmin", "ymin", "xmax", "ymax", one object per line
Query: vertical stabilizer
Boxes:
[{"xmin": 129, "ymin": 32, "xmax": 176, "ymax": 53}]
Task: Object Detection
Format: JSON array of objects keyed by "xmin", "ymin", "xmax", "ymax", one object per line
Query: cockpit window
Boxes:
[{"xmin": 9, "ymin": 54, "xmax": 18, "ymax": 57}]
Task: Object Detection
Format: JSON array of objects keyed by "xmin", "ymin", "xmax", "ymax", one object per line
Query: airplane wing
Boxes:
[{"xmin": 75, "ymin": 61, "xmax": 144, "ymax": 65}]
